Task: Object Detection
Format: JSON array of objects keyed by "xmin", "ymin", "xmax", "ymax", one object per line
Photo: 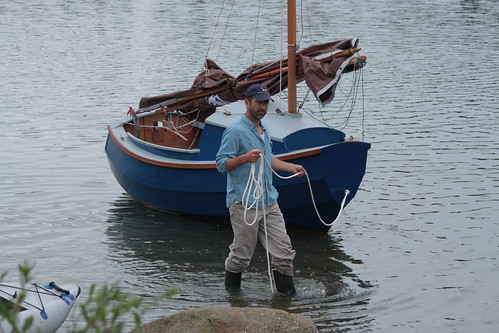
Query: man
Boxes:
[{"xmin": 216, "ymin": 83, "xmax": 306, "ymax": 297}]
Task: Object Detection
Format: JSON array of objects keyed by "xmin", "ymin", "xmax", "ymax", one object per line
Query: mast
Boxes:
[{"xmin": 287, "ymin": 0, "xmax": 297, "ymax": 114}]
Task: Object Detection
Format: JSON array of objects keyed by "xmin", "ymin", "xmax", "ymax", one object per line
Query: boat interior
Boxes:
[{"xmin": 124, "ymin": 110, "xmax": 203, "ymax": 150}]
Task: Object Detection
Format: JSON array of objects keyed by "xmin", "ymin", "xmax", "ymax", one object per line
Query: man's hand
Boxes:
[
  {"xmin": 245, "ymin": 149, "xmax": 262, "ymax": 164},
  {"xmin": 289, "ymin": 164, "xmax": 306, "ymax": 177},
  {"xmin": 225, "ymin": 149, "xmax": 262, "ymax": 171},
  {"xmin": 272, "ymin": 157, "xmax": 306, "ymax": 177}
]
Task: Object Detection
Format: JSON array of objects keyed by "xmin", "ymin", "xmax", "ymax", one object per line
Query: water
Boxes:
[{"xmin": 1, "ymin": 0, "xmax": 498, "ymax": 332}]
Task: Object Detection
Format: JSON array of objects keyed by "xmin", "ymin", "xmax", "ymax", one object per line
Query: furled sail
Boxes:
[{"xmin": 138, "ymin": 38, "xmax": 365, "ymax": 120}]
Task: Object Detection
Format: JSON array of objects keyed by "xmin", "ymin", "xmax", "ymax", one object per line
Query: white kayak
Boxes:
[{"xmin": 0, "ymin": 282, "xmax": 80, "ymax": 333}]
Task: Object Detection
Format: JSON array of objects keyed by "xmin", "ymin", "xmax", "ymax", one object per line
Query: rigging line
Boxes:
[
  {"xmin": 338, "ymin": 66, "xmax": 363, "ymax": 130},
  {"xmin": 311, "ymin": 99, "xmax": 331, "ymax": 129},
  {"xmin": 360, "ymin": 67, "xmax": 366, "ymax": 141},
  {"xmin": 304, "ymin": 0, "xmax": 313, "ymax": 44},
  {"xmin": 339, "ymin": 63, "xmax": 361, "ymax": 107},
  {"xmin": 279, "ymin": 0, "xmax": 285, "ymax": 97},
  {"xmin": 250, "ymin": 0, "xmax": 263, "ymax": 70},
  {"xmin": 296, "ymin": 63, "xmax": 367, "ymax": 136},
  {"xmin": 316, "ymin": 61, "xmax": 363, "ymax": 130},
  {"xmin": 215, "ymin": 0, "xmax": 236, "ymax": 62},
  {"xmin": 205, "ymin": 0, "xmax": 227, "ymax": 60},
  {"xmin": 298, "ymin": 88, "xmax": 311, "ymax": 110},
  {"xmin": 307, "ymin": 64, "xmax": 360, "ymax": 126},
  {"xmin": 297, "ymin": 0, "xmax": 305, "ymax": 47},
  {"xmin": 339, "ymin": 72, "xmax": 359, "ymax": 128}
]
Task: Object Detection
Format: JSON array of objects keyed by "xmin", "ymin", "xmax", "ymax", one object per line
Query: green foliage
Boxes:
[
  {"xmin": 0, "ymin": 261, "xmax": 34, "ymax": 333},
  {"xmin": 74, "ymin": 283, "xmax": 177, "ymax": 333},
  {"xmin": 1, "ymin": 263, "xmax": 177, "ymax": 333}
]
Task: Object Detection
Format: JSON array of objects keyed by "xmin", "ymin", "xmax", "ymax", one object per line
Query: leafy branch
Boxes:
[{"xmin": 1, "ymin": 263, "xmax": 177, "ymax": 333}]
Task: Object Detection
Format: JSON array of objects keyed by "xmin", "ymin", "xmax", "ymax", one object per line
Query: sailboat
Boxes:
[{"xmin": 105, "ymin": 1, "xmax": 370, "ymax": 231}]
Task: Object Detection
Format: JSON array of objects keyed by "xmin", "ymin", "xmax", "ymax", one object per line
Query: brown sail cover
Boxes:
[{"xmin": 139, "ymin": 38, "xmax": 364, "ymax": 121}]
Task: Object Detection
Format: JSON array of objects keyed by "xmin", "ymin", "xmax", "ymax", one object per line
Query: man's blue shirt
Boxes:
[{"xmin": 216, "ymin": 114, "xmax": 278, "ymax": 208}]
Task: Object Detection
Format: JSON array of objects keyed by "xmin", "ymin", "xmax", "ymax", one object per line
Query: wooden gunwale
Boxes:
[{"xmin": 107, "ymin": 125, "xmax": 322, "ymax": 169}]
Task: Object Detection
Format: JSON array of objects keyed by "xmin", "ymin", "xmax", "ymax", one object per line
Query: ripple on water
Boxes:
[{"xmin": 2, "ymin": 0, "xmax": 499, "ymax": 332}]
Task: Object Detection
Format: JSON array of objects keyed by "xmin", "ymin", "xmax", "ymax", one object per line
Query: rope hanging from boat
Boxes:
[
  {"xmin": 241, "ymin": 152, "xmax": 350, "ymax": 294},
  {"xmin": 302, "ymin": 57, "xmax": 366, "ymax": 142},
  {"xmin": 334, "ymin": 62, "xmax": 365, "ymax": 130}
]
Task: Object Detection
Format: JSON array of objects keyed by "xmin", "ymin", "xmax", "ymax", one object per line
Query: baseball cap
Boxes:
[{"xmin": 245, "ymin": 84, "xmax": 271, "ymax": 101}]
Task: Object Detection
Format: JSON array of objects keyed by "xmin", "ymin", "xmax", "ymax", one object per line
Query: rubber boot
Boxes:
[
  {"xmin": 273, "ymin": 270, "xmax": 297, "ymax": 297},
  {"xmin": 225, "ymin": 270, "xmax": 242, "ymax": 291}
]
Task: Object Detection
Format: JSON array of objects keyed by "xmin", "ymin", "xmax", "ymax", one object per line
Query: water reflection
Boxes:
[
  {"xmin": 105, "ymin": 195, "xmax": 375, "ymax": 331},
  {"xmin": 106, "ymin": 197, "xmax": 231, "ymax": 273}
]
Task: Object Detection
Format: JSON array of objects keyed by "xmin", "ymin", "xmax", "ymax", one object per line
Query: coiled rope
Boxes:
[
  {"xmin": 241, "ymin": 152, "xmax": 350, "ymax": 293},
  {"xmin": 241, "ymin": 153, "xmax": 274, "ymax": 292}
]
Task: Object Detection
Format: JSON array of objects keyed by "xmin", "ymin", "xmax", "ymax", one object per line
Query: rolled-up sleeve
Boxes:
[
  {"xmin": 215, "ymin": 115, "xmax": 276, "ymax": 208},
  {"xmin": 216, "ymin": 127, "xmax": 238, "ymax": 174}
]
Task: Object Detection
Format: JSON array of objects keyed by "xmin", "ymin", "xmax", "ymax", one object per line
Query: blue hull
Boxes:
[{"xmin": 105, "ymin": 120, "xmax": 369, "ymax": 231}]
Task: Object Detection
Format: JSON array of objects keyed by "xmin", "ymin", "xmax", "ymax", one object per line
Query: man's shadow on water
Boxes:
[{"xmin": 105, "ymin": 195, "xmax": 374, "ymax": 305}]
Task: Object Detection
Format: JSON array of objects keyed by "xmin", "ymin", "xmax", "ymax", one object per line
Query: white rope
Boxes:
[
  {"xmin": 259, "ymin": 153, "xmax": 350, "ymax": 227},
  {"xmin": 304, "ymin": 175, "xmax": 350, "ymax": 227},
  {"xmin": 241, "ymin": 157, "xmax": 264, "ymax": 225},
  {"xmin": 240, "ymin": 152, "xmax": 350, "ymax": 293},
  {"xmin": 241, "ymin": 156, "xmax": 274, "ymax": 293}
]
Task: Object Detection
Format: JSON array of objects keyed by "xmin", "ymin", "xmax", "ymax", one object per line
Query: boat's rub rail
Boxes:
[
  {"xmin": 276, "ymin": 148, "xmax": 322, "ymax": 161},
  {"xmin": 108, "ymin": 124, "xmax": 324, "ymax": 169}
]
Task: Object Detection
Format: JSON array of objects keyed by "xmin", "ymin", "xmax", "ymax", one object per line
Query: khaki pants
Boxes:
[{"xmin": 225, "ymin": 202, "xmax": 296, "ymax": 276}]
